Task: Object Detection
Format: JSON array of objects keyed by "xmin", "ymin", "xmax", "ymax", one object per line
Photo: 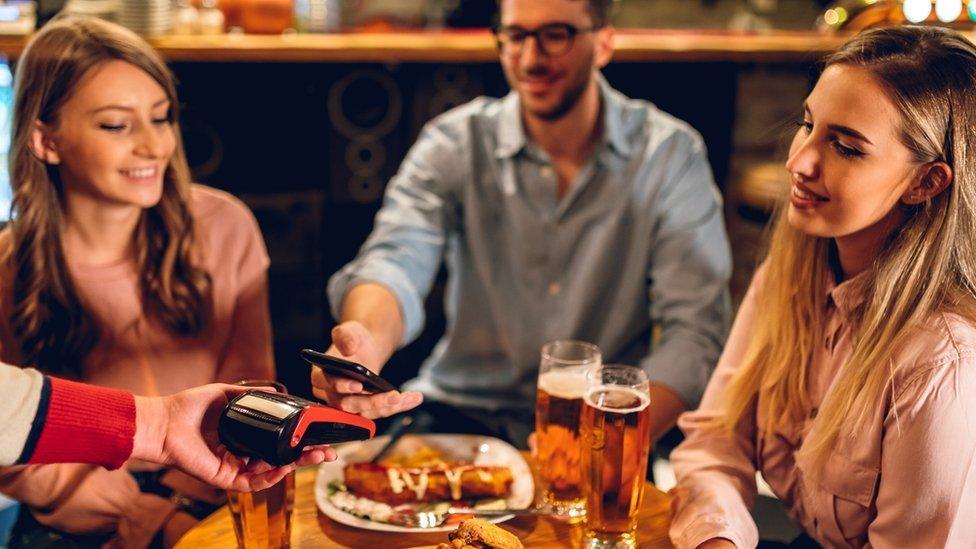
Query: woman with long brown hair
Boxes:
[
  {"xmin": 0, "ymin": 16, "xmax": 274, "ymax": 548},
  {"xmin": 669, "ymin": 26, "xmax": 976, "ymax": 548}
]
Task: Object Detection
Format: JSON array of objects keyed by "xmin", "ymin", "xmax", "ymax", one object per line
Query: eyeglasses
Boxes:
[{"xmin": 493, "ymin": 23, "xmax": 600, "ymax": 58}]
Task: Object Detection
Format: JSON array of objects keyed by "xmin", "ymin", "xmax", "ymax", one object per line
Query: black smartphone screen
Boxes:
[{"xmin": 300, "ymin": 349, "xmax": 397, "ymax": 393}]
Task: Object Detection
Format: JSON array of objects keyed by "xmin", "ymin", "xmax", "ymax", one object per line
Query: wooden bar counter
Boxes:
[
  {"xmin": 0, "ymin": 29, "xmax": 878, "ymax": 63},
  {"xmin": 175, "ymin": 462, "xmax": 675, "ymax": 548}
]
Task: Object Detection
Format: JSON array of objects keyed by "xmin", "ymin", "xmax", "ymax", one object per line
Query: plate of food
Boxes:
[{"xmin": 314, "ymin": 433, "xmax": 534, "ymax": 533}]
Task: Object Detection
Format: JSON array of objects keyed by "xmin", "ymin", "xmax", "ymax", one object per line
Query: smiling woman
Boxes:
[
  {"xmin": 38, "ymin": 60, "xmax": 177, "ymax": 212},
  {"xmin": 668, "ymin": 25, "xmax": 976, "ymax": 549},
  {"xmin": 9, "ymin": 17, "xmax": 207, "ymax": 377},
  {"xmin": 0, "ymin": 16, "xmax": 276, "ymax": 549}
]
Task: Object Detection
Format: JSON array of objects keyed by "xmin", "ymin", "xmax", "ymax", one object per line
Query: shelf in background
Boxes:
[{"xmin": 0, "ymin": 28, "xmax": 903, "ymax": 63}]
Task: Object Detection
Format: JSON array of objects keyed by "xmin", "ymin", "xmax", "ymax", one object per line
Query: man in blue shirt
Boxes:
[{"xmin": 311, "ymin": 0, "xmax": 731, "ymax": 448}]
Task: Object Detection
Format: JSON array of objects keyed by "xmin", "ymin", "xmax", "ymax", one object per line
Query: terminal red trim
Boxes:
[{"xmin": 289, "ymin": 405, "xmax": 376, "ymax": 447}]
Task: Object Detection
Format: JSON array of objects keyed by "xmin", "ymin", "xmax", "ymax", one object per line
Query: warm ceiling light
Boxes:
[
  {"xmin": 935, "ymin": 0, "xmax": 963, "ymax": 22},
  {"xmin": 903, "ymin": 0, "xmax": 933, "ymax": 23}
]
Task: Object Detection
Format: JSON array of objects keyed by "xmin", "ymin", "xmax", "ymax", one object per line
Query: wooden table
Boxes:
[{"xmin": 175, "ymin": 462, "xmax": 674, "ymax": 548}]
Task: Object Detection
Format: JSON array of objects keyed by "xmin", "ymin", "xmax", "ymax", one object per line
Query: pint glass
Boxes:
[
  {"xmin": 227, "ymin": 380, "xmax": 296, "ymax": 549},
  {"xmin": 535, "ymin": 340, "xmax": 601, "ymax": 520},
  {"xmin": 581, "ymin": 365, "xmax": 651, "ymax": 549}
]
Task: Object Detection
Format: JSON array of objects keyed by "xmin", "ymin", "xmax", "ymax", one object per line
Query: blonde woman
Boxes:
[
  {"xmin": 0, "ymin": 17, "xmax": 274, "ymax": 548},
  {"xmin": 669, "ymin": 26, "xmax": 976, "ymax": 548}
]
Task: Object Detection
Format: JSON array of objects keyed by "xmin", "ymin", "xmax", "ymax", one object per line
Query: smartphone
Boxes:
[{"xmin": 300, "ymin": 348, "xmax": 397, "ymax": 394}]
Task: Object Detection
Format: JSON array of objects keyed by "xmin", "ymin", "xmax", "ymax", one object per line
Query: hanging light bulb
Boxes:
[
  {"xmin": 935, "ymin": 0, "xmax": 963, "ymax": 22},
  {"xmin": 903, "ymin": 0, "xmax": 933, "ymax": 23}
]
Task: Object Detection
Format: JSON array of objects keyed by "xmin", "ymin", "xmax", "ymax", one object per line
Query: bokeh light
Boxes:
[
  {"xmin": 903, "ymin": 0, "xmax": 933, "ymax": 23},
  {"xmin": 935, "ymin": 0, "xmax": 963, "ymax": 22}
]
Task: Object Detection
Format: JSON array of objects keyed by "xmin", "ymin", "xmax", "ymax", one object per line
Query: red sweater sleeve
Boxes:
[{"xmin": 22, "ymin": 377, "xmax": 135, "ymax": 469}]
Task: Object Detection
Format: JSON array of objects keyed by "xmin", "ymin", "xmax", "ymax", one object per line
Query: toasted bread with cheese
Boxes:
[{"xmin": 343, "ymin": 463, "xmax": 512, "ymax": 505}]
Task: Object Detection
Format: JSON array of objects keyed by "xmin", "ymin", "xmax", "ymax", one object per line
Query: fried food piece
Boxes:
[
  {"xmin": 343, "ymin": 463, "xmax": 512, "ymax": 505},
  {"xmin": 435, "ymin": 542, "xmax": 475, "ymax": 549},
  {"xmin": 382, "ymin": 446, "xmax": 444, "ymax": 468},
  {"xmin": 447, "ymin": 519, "xmax": 523, "ymax": 549}
]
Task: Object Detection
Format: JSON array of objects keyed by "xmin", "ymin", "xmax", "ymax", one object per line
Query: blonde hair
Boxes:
[
  {"xmin": 7, "ymin": 16, "xmax": 212, "ymax": 376},
  {"xmin": 718, "ymin": 26, "xmax": 976, "ymax": 473}
]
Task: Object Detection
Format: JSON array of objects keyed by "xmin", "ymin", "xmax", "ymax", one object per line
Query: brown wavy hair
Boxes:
[{"xmin": 7, "ymin": 16, "xmax": 212, "ymax": 376}]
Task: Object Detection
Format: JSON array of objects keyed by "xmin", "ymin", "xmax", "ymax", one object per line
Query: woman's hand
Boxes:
[{"xmin": 161, "ymin": 511, "xmax": 198, "ymax": 548}]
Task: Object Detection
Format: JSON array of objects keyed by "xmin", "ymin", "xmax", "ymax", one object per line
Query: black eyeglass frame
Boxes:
[{"xmin": 492, "ymin": 23, "xmax": 603, "ymax": 57}]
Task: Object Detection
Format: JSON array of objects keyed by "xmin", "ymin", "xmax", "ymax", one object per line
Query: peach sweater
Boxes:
[
  {"xmin": 669, "ymin": 265, "xmax": 976, "ymax": 548},
  {"xmin": 0, "ymin": 185, "xmax": 274, "ymax": 548}
]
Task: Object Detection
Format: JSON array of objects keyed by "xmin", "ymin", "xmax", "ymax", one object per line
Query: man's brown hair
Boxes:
[
  {"xmin": 583, "ymin": 0, "xmax": 615, "ymax": 27},
  {"xmin": 495, "ymin": 0, "xmax": 615, "ymax": 27}
]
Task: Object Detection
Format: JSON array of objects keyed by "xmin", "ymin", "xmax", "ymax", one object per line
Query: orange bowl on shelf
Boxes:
[
  {"xmin": 220, "ymin": 0, "xmax": 245, "ymax": 28},
  {"xmin": 240, "ymin": 0, "xmax": 294, "ymax": 34}
]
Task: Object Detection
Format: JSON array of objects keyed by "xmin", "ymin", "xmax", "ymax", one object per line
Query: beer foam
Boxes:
[
  {"xmin": 584, "ymin": 386, "xmax": 650, "ymax": 414},
  {"xmin": 538, "ymin": 370, "xmax": 589, "ymax": 400}
]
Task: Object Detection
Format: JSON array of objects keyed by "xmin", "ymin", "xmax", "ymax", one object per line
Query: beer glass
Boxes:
[
  {"xmin": 535, "ymin": 340, "xmax": 601, "ymax": 520},
  {"xmin": 580, "ymin": 365, "xmax": 651, "ymax": 549},
  {"xmin": 227, "ymin": 380, "xmax": 296, "ymax": 549}
]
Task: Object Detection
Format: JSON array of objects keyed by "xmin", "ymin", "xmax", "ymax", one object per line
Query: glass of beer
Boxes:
[
  {"xmin": 535, "ymin": 340, "xmax": 601, "ymax": 520},
  {"xmin": 580, "ymin": 365, "xmax": 652, "ymax": 549},
  {"xmin": 227, "ymin": 380, "xmax": 296, "ymax": 549}
]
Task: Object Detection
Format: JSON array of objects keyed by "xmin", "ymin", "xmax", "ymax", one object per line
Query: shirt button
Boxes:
[
  {"xmin": 540, "ymin": 166, "xmax": 554, "ymax": 179},
  {"xmin": 548, "ymin": 282, "xmax": 561, "ymax": 296}
]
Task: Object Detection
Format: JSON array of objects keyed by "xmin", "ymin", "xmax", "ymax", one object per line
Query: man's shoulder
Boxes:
[
  {"xmin": 422, "ymin": 95, "xmax": 508, "ymax": 140},
  {"xmin": 606, "ymin": 86, "xmax": 705, "ymax": 154}
]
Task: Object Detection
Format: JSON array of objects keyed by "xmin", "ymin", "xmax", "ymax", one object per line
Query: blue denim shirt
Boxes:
[{"xmin": 328, "ymin": 78, "xmax": 732, "ymax": 412}]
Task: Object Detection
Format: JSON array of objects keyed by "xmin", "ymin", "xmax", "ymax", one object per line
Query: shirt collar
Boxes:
[
  {"xmin": 494, "ymin": 74, "xmax": 634, "ymax": 160},
  {"xmin": 494, "ymin": 91, "xmax": 525, "ymax": 159},
  {"xmin": 826, "ymin": 269, "xmax": 871, "ymax": 317},
  {"xmin": 600, "ymin": 76, "xmax": 634, "ymax": 158}
]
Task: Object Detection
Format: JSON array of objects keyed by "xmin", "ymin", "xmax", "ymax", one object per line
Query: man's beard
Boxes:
[{"xmin": 519, "ymin": 59, "xmax": 593, "ymax": 121}]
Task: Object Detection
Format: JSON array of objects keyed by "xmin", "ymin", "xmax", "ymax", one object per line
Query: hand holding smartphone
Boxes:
[{"xmin": 300, "ymin": 348, "xmax": 396, "ymax": 394}]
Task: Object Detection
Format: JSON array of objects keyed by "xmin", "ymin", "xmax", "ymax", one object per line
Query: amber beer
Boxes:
[
  {"xmin": 536, "ymin": 369, "xmax": 588, "ymax": 514},
  {"xmin": 228, "ymin": 379, "xmax": 295, "ymax": 549},
  {"xmin": 536, "ymin": 340, "xmax": 601, "ymax": 520},
  {"xmin": 581, "ymin": 367, "xmax": 651, "ymax": 549},
  {"xmin": 228, "ymin": 470, "xmax": 295, "ymax": 549}
]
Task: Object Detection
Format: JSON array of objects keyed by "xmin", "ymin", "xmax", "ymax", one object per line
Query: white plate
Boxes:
[{"xmin": 314, "ymin": 433, "xmax": 534, "ymax": 533}]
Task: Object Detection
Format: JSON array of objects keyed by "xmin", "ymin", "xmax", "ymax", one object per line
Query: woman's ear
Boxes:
[
  {"xmin": 29, "ymin": 120, "xmax": 60, "ymax": 165},
  {"xmin": 901, "ymin": 161, "xmax": 953, "ymax": 205}
]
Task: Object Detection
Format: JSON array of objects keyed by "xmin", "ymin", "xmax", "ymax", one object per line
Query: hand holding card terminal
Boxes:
[{"xmin": 218, "ymin": 390, "xmax": 376, "ymax": 466}]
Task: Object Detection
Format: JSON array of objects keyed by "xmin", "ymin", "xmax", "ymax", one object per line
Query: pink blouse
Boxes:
[
  {"xmin": 669, "ymin": 265, "xmax": 976, "ymax": 548},
  {"xmin": 0, "ymin": 185, "xmax": 274, "ymax": 548}
]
